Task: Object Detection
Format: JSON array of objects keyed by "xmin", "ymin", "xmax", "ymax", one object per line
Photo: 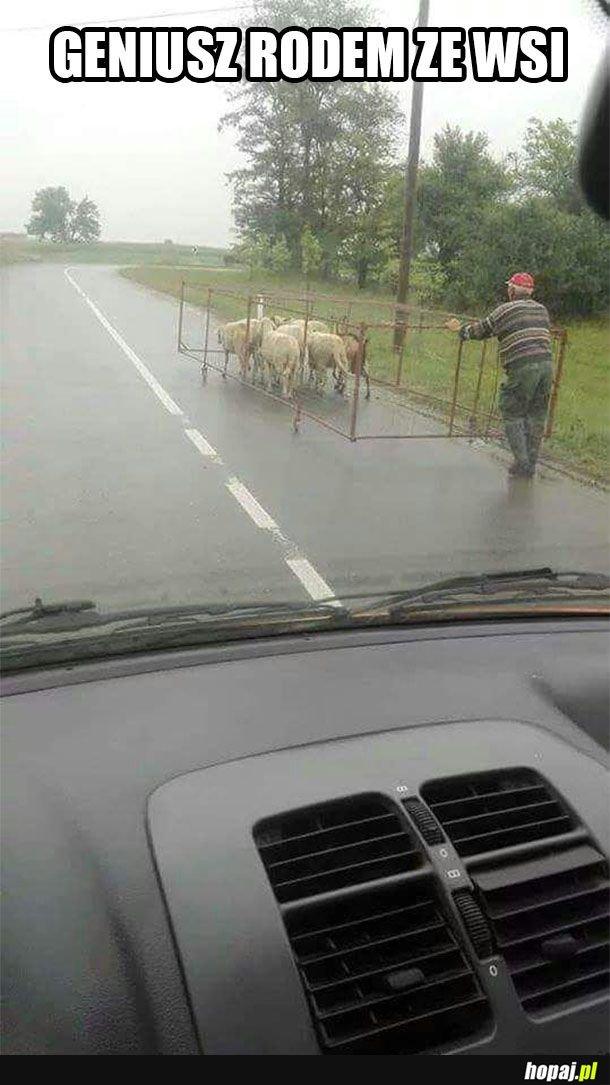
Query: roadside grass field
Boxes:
[
  {"xmin": 0, "ymin": 234, "xmax": 227, "ymax": 267},
  {"xmin": 121, "ymin": 265, "xmax": 610, "ymax": 484}
]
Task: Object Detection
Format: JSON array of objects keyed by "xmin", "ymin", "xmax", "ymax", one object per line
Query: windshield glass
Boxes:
[{"xmin": 1, "ymin": 0, "xmax": 609, "ymax": 666}]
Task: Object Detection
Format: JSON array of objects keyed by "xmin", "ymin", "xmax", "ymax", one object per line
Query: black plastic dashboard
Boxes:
[{"xmin": 1, "ymin": 618, "xmax": 609, "ymax": 1056}]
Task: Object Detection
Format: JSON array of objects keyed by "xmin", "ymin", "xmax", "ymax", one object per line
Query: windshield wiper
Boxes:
[
  {"xmin": 0, "ymin": 596, "xmax": 349, "ymax": 670},
  {"xmin": 0, "ymin": 596, "xmax": 345, "ymax": 634},
  {"xmin": 0, "ymin": 597, "xmax": 97, "ymax": 623},
  {"xmin": 1, "ymin": 569, "xmax": 607, "ymax": 673},
  {"xmin": 348, "ymin": 568, "xmax": 610, "ymax": 619}
]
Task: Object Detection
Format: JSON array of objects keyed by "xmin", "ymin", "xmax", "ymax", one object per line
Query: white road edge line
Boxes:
[
  {"xmin": 64, "ymin": 267, "xmax": 341, "ymax": 608},
  {"xmin": 64, "ymin": 267, "xmax": 183, "ymax": 417}
]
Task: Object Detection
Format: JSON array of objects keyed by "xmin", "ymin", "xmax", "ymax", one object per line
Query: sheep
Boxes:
[
  {"xmin": 272, "ymin": 319, "xmax": 330, "ymax": 354},
  {"xmin": 242, "ymin": 318, "xmax": 268, "ymax": 383},
  {"xmin": 271, "ymin": 318, "xmax": 331, "ymax": 384},
  {"xmin": 271, "ymin": 323, "xmax": 306, "ymax": 371},
  {"xmin": 273, "ymin": 316, "xmax": 329, "ymax": 333},
  {"xmin": 272, "ymin": 322, "xmax": 308, "ymax": 355},
  {"xmin": 217, "ymin": 320, "xmax": 249, "ymax": 377},
  {"xmin": 257, "ymin": 317, "xmax": 299, "ymax": 399},
  {"xmin": 217, "ymin": 318, "xmax": 266, "ymax": 379},
  {"xmin": 306, "ymin": 332, "xmax": 351, "ymax": 395},
  {"xmin": 338, "ymin": 332, "xmax": 371, "ymax": 399}
]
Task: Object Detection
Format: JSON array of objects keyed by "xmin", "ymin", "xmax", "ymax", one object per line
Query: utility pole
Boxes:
[{"xmin": 393, "ymin": 0, "xmax": 430, "ymax": 350}]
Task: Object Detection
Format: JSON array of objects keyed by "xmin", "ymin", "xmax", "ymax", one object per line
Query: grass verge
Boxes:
[{"xmin": 0, "ymin": 235, "xmax": 228, "ymax": 267}]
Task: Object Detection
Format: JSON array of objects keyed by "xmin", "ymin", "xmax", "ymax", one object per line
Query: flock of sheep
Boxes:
[{"xmin": 216, "ymin": 314, "xmax": 370, "ymax": 400}]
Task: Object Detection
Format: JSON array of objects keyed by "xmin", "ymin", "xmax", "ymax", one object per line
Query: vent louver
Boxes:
[
  {"xmin": 473, "ymin": 844, "xmax": 610, "ymax": 1017},
  {"xmin": 254, "ymin": 795, "xmax": 423, "ymax": 903},
  {"xmin": 422, "ymin": 769, "xmax": 574, "ymax": 858},
  {"xmin": 285, "ymin": 881, "xmax": 490, "ymax": 1053}
]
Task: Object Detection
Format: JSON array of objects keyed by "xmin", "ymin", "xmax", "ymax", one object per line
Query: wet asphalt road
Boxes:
[{"xmin": 1, "ymin": 263, "xmax": 608, "ymax": 613}]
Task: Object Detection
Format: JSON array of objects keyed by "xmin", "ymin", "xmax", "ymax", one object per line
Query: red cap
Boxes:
[{"xmin": 507, "ymin": 272, "xmax": 535, "ymax": 289}]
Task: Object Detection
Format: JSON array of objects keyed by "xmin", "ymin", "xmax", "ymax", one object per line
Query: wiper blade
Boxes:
[
  {"xmin": 0, "ymin": 596, "xmax": 344, "ymax": 635},
  {"xmin": 349, "ymin": 569, "xmax": 610, "ymax": 619},
  {"xmin": 0, "ymin": 597, "xmax": 97, "ymax": 623},
  {"xmin": 0, "ymin": 597, "xmax": 348, "ymax": 672}
]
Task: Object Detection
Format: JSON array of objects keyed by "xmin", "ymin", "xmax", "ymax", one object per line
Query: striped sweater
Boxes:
[{"xmin": 459, "ymin": 299, "xmax": 552, "ymax": 367}]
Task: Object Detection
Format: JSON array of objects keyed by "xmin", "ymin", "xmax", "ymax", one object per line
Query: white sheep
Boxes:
[
  {"xmin": 307, "ymin": 332, "xmax": 351, "ymax": 394},
  {"xmin": 272, "ymin": 319, "xmax": 330, "ymax": 383},
  {"xmin": 257, "ymin": 317, "xmax": 299, "ymax": 398},
  {"xmin": 273, "ymin": 316, "xmax": 329, "ymax": 333},
  {"xmin": 217, "ymin": 318, "xmax": 265, "ymax": 379}
]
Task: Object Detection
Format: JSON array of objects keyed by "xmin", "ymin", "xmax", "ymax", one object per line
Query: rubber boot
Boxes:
[
  {"xmin": 524, "ymin": 417, "xmax": 546, "ymax": 474},
  {"xmin": 504, "ymin": 418, "xmax": 532, "ymax": 477}
]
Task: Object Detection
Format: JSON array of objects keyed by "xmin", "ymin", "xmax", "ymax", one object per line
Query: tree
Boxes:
[
  {"xmin": 269, "ymin": 234, "xmax": 291, "ymax": 273},
  {"xmin": 416, "ymin": 126, "xmax": 514, "ymax": 278},
  {"xmin": 326, "ymin": 91, "xmax": 401, "ymax": 288},
  {"xmin": 242, "ymin": 234, "xmax": 272, "ymax": 277},
  {"xmin": 300, "ymin": 226, "xmax": 322, "ymax": 279},
  {"xmin": 70, "ymin": 196, "xmax": 101, "ymax": 242},
  {"xmin": 25, "ymin": 187, "xmax": 101, "ymax": 243},
  {"xmin": 445, "ymin": 200, "xmax": 610, "ymax": 318},
  {"xmin": 431, "ymin": 116, "xmax": 609, "ymax": 318},
  {"xmin": 220, "ymin": 0, "xmax": 402, "ymax": 282},
  {"xmin": 26, "ymin": 186, "xmax": 73, "ymax": 241},
  {"xmin": 519, "ymin": 117, "xmax": 584, "ymax": 214}
]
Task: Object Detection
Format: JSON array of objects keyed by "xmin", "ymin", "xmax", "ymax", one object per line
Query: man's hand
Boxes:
[{"xmin": 445, "ymin": 318, "xmax": 462, "ymax": 333}]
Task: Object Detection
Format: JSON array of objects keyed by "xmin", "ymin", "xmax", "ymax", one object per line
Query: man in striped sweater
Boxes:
[{"xmin": 447, "ymin": 273, "xmax": 553, "ymax": 479}]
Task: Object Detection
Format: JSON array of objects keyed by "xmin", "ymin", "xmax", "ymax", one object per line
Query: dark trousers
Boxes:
[
  {"xmin": 499, "ymin": 358, "xmax": 553, "ymax": 472},
  {"xmin": 499, "ymin": 357, "xmax": 553, "ymax": 422}
]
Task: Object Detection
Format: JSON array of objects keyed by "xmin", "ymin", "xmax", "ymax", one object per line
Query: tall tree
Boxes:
[
  {"xmin": 220, "ymin": 0, "xmax": 402, "ymax": 282},
  {"xmin": 519, "ymin": 117, "xmax": 584, "ymax": 214},
  {"xmin": 70, "ymin": 196, "xmax": 101, "ymax": 242},
  {"xmin": 416, "ymin": 126, "xmax": 513, "ymax": 276},
  {"xmin": 324, "ymin": 89, "xmax": 400, "ymax": 287},
  {"xmin": 26, "ymin": 186, "xmax": 73, "ymax": 241}
]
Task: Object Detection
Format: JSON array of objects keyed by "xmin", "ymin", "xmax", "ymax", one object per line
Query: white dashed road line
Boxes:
[
  {"xmin": 185, "ymin": 427, "xmax": 223, "ymax": 464},
  {"xmin": 285, "ymin": 557, "xmax": 341, "ymax": 604},
  {"xmin": 225, "ymin": 477, "xmax": 284, "ymax": 533},
  {"xmin": 64, "ymin": 268, "xmax": 340, "ymax": 608}
]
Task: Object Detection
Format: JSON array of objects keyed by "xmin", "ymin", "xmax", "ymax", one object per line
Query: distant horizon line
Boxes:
[{"xmin": 0, "ymin": 232, "xmax": 233, "ymax": 249}]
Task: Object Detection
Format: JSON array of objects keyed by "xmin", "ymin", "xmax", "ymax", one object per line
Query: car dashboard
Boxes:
[{"xmin": 1, "ymin": 617, "xmax": 609, "ymax": 1056}]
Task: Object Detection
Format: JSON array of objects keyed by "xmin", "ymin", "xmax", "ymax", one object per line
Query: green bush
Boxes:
[{"xmin": 445, "ymin": 202, "xmax": 610, "ymax": 320}]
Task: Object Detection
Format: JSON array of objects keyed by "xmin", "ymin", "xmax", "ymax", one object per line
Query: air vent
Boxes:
[
  {"xmin": 254, "ymin": 795, "xmax": 423, "ymax": 903},
  {"xmin": 285, "ymin": 880, "xmax": 491, "ymax": 1053},
  {"xmin": 473, "ymin": 843, "xmax": 610, "ymax": 1017},
  {"xmin": 422, "ymin": 769, "xmax": 574, "ymax": 858}
]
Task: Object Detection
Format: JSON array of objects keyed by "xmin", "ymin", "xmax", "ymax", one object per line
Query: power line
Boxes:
[{"xmin": 1, "ymin": 4, "xmax": 252, "ymax": 33}]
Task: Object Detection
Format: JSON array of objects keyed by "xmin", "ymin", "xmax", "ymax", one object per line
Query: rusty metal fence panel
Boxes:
[{"xmin": 176, "ymin": 281, "xmax": 567, "ymax": 443}]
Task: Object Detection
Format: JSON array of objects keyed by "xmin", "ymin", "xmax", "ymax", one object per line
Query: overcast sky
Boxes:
[{"xmin": 1, "ymin": 1, "xmax": 607, "ymax": 245}]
